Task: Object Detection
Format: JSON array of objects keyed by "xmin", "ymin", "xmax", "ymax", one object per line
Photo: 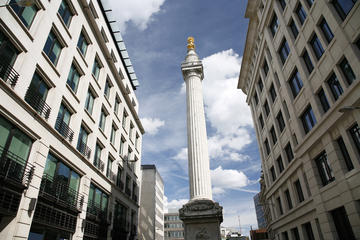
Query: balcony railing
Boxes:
[
  {"xmin": 0, "ymin": 60, "xmax": 19, "ymax": 87},
  {"xmin": 38, "ymin": 174, "xmax": 84, "ymax": 212},
  {"xmin": 87, "ymin": 199, "xmax": 107, "ymax": 220},
  {"xmin": 77, "ymin": 140, "xmax": 91, "ymax": 159},
  {"xmin": 0, "ymin": 146, "xmax": 34, "ymax": 188},
  {"xmin": 93, "ymin": 157, "xmax": 105, "ymax": 172},
  {"xmin": 24, "ymin": 87, "xmax": 51, "ymax": 120},
  {"xmin": 55, "ymin": 116, "xmax": 74, "ymax": 143}
]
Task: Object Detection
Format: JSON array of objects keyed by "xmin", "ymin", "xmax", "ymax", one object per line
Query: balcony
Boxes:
[
  {"xmin": 0, "ymin": 146, "xmax": 34, "ymax": 188},
  {"xmin": 55, "ymin": 116, "xmax": 74, "ymax": 143},
  {"xmin": 24, "ymin": 87, "xmax": 51, "ymax": 120},
  {"xmin": 38, "ymin": 174, "xmax": 84, "ymax": 212},
  {"xmin": 84, "ymin": 218, "xmax": 108, "ymax": 239},
  {"xmin": 0, "ymin": 60, "xmax": 19, "ymax": 87},
  {"xmin": 77, "ymin": 140, "xmax": 91, "ymax": 159},
  {"xmin": 87, "ymin": 199, "xmax": 107, "ymax": 221}
]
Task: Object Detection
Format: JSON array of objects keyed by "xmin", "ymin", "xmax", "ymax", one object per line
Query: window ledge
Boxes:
[
  {"xmin": 6, "ymin": 5, "xmax": 34, "ymax": 41},
  {"xmin": 91, "ymin": 74, "xmax": 101, "ymax": 90},
  {"xmin": 99, "ymin": 127, "xmax": 108, "ymax": 140},
  {"xmin": 110, "ymin": 142, "xmax": 117, "ymax": 152},
  {"xmin": 104, "ymin": 95, "xmax": 112, "ymax": 109},
  {"xmin": 76, "ymin": 47, "xmax": 88, "ymax": 68},
  {"xmin": 66, "ymin": 84, "xmax": 80, "ymax": 103},
  {"xmin": 84, "ymin": 108, "xmax": 95, "ymax": 124},
  {"xmin": 56, "ymin": 12, "xmax": 72, "ymax": 40},
  {"xmin": 41, "ymin": 51, "xmax": 60, "ymax": 77}
]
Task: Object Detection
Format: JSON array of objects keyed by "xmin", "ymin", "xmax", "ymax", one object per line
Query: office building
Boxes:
[
  {"xmin": 164, "ymin": 212, "xmax": 184, "ymax": 240},
  {"xmin": 238, "ymin": 0, "xmax": 360, "ymax": 239},
  {"xmin": 0, "ymin": 0, "xmax": 143, "ymax": 239},
  {"xmin": 139, "ymin": 164, "xmax": 165, "ymax": 240}
]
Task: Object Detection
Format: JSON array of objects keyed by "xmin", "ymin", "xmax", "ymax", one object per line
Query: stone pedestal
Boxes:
[{"xmin": 179, "ymin": 199, "xmax": 223, "ymax": 240}]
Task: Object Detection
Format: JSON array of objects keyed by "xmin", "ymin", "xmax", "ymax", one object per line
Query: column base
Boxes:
[{"xmin": 179, "ymin": 199, "xmax": 223, "ymax": 240}]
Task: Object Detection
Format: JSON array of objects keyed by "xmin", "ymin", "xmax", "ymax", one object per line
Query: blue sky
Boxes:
[{"xmin": 104, "ymin": 0, "xmax": 261, "ymax": 235}]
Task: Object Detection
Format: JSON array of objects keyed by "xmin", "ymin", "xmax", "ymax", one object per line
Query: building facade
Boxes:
[
  {"xmin": 0, "ymin": 0, "xmax": 144, "ymax": 239},
  {"xmin": 139, "ymin": 164, "xmax": 165, "ymax": 240},
  {"xmin": 164, "ymin": 212, "xmax": 184, "ymax": 240},
  {"xmin": 238, "ymin": 0, "xmax": 360, "ymax": 239},
  {"xmin": 254, "ymin": 192, "xmax": 267, "ymax": 229}
]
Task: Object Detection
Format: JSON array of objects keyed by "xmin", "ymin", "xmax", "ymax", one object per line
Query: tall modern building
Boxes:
[
  {"xmin": 139, "ymin": 164, "xmax": 165, "ymax": 240},
  {"xmin": 254, "ymin": 192, "xmax": 266, "ymax": 229},
  {"xmin": 164, "ymin": 212, "xmax": 184, "ymax": 240},
  {"xmin": 0, "ymin": 0, "xmax": 144, "ymax": 239},
  {"xmin": 238, "ymin": 0, "xmax": 360, "ymax": 240}
]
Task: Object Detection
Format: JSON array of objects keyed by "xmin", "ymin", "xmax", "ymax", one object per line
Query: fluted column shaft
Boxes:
[{"xmin": 184, "ymin": 67, "xmax": 212, "ymax": 201}]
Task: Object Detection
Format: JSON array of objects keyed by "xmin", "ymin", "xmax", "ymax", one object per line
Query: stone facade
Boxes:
[
  {"xmin": 139, "ymin": 165, "xmax": 165, "ymax": 240},
  {"xmin": 0, "ymin": 0, "xmax": 143, "ymax": 239},
  {"xmin": 238, "ymin": 0, "xmax": 360, "ymax": 239}
]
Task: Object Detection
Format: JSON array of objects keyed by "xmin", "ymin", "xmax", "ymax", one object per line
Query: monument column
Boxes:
[{"xmin": 179, "ymin": 37, "xmax": 223, "ymax": 240}]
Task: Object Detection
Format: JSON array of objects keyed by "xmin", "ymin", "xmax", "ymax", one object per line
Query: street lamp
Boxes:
[
  {"xmin": 339, "ymin": 106, "xmax": 360, "ymax": 113},
  {"xmin": 0, "ymin": 0, "xmax": 36, "ymax": 7}
]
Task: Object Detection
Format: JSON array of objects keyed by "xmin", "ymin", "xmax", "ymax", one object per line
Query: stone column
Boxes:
[{"xmin": 179, "ymin": 37, "xmax": 223, "ymax": 240}]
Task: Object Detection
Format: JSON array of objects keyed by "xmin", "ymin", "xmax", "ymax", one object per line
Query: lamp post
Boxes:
[
  {"xmin": 0, "ymin": 0, "xmax": 36, "ymax": 8},
  {"xmin": 339, "ymin": 106, "xmax": 360, "ymax": 113}
]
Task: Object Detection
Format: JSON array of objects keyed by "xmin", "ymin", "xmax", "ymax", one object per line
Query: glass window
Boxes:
[
  {"xmin": 296, "ymin": 4, "xmax": 307, "ymax": 25},
  {"xmin": 129, "ymin": 122, "xmax": 134, "ymax": 140},
  {"xmin": 279, "ymin": 39, "xmax": 290, "ymax": 64},
  {"xmin": 276, "ymin": 111, "xmax": 286, "ymax": 132},
  {"xmin": 284, "ymin": 189, "xmax": 293, "ymax": 210},
  {"xmin": 92, "ymin": 58, "xmax": 101, "ymax": 80},
  {"xmin": 306, "ymin": 0, "xmax": 314, "ymax": 7},
  {"xmin": 77, "ymin": 125, "xmax": 88, "ymax": 153},
  {"xmin": 259, "ymin": 114, "xmax": 264, "ymax": 129},
  {"xmin": 119, "ymin": 136, "xmax": 125, "ymax": 156},
  {"xmin": 277, "ymin": 156, "xmax": 284, "ymax": 173},
  {"xmin": 110, "ymin": 124, "xmax": 116, "ymax": 145},
  {"xmin": 285, "ymin": 142, "xmax": 294, "ymax": 162},
  {"xmin": 270, "ymin": 126, "xmax": 277, "ymax": 145},
  {"xmin": 135, "ymin": 134, "xmax": 140, "ymax": 150},
  {"xmin": 264, "ymin": 100, "xmax": 270, "ymax": 117},
  {"xmin": 263, "ymin": 60, "xmax": 269, "ymax": 76},
  {"xmin": 264, "ymin": 138, "xmax": 270, "ymax": 155},
  {"xmin": 303, "ymin": 222, "xmax": 315, "ymax": 240},
  {"xmin": 279, "ymin": 0, "xmax": 286, "ymax": 10},
  {"xmin": 122, "ymin": 110, "xmax": 128, "ymax": 129},
  {"xmin": 43, "ymin": 31, "xmax": 63, "ymax": 65},
  {"xmin": 254, "ymin": 92, "xmax": 259, "ymax": 105},
  {"xmin": 315, "ymin": 151, "xmax": 335, "ymax": 186},
  {"xmin": 270, "ymin": 166, "xmax": 276, "ymax": 181},
  {"xmin": 291, "ymin": 228, "xmax": 300, "ymax": 240},
  {"xmin": 349, "ymin": 123, "xmax": 360, "ymax": 155},
  {"xmin": 56, "ymin": 103, "xmax": 70, "ymax": 126},
  {"xmin": 331, "ymin": 206, "xmax": 356, "ymax": 240},
  {"xmin": 85, "ymin": 89, "xmax": 95, "ymax": 114},
  {"xmin": 88, "ymin": 183, "xmax": 108, "ymax": 214},
  {"xmin": 337, "ymin": 136, "xmax": 354, "ymax": 171},
  {"xmin": 9, "ymin": 0, "xmax": 38, "ymax": 28},
  {"xmin": 116, "ymin": 167, "xmax": 123, "ymax": 188},
  {"xmin": 66, "ymin": 64, "xmax": 80, "ymax": 93},
  {"xmin": 294, "ymin": 179, "xmax": 304, "ymax": 202},
  {"xmin": 310, "ymin": 34, "xmax": 325, "ymax": 60},
  {"xmin": 282, "ymin": 232, "xmax": 289, "ymax": 240},
  {"xmin": 99, "ymin": 109, "xmax": 106, "ymax": 131},
  {"xmin": 0, "ymin": 31, "xmax": 19, "ymax": 69},
  {"xmin": 26, "ymin": 72, "xmax": 49, "ymax": 110},
  {"xmin": 58, "ymin": 0, "xmax": 73, "ymax": 27},
  {"xmin": 327, "ymin": 73, "xmax": 343, "ymax": 101},
  {"xmin": 258, "ymin": 78, "xmax": 264, "ymax": 92},
  {"xmin": 339, "ymin": 58, "xmax": 356, "ymax": 85},
  {"xmin": 317, "ymin": 88, "xmax": 330, "ymax": 113},
  {"xmin": 114, "ymin": 97, "xmax": 120, "ymax": 115},
  {"xmin": 277, "ymin": 197, "xmax": 283, "ymax": 215},
  {"xmin": 104, "ymin": 80, "xmax": 111, "ymax": 99},
  {"xmin": 302, "ymin": 50, "xmax": 314, "ymax": 73},
  {"xmin": 356, "ymin": 38, "xmax": 360, "ymax": 50},
  {"xmin": 77, "ymin": 32, "xmax": 88, "ymax": 56},
  {"xmin": 289, "ymin": 69, "xmax": 303, "ymax": 98},
  {"xmin": 93, "ymin": 144, "xmax": 102, "ymax": 169},
  {"xmin": 269, "ymin": 84, "xmax": 277, "ymax": 102},
  {"xmin": 106, "ymin": 157, "xmax": 113, "ymax": 178},
  {"xmin": 319, "ymin": 18, "xmax": 334, "ymax": 43},
  {"xmin": 290, "ymin": 19, "xmax": 299, "ymax": 39},
  {"xmin": 332, "ymin": 0, "xmax": 357, "ymax": 21},
  {"xmin": 301, "ymin": 105, "xmax": 317, "ymax": 134},
  {"xmin": 270, "ymin": 14, "xmax": 279, "ymax": 37}
]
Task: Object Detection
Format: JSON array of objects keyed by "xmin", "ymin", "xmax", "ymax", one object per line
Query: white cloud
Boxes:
[
  {"xmin": 211, "ymin": 166, "xmax": 250, "ymax": 194},
  {"xmin": 105, "ymin": 0, "xmax": 166, "ymax": 31},
  {"xmin": 141, "ymin": 117, "xmax": 165, "ymax": 135},
  {"xmin": 164, "ymin": 196, "xmax": 188, "ymax": 213}
]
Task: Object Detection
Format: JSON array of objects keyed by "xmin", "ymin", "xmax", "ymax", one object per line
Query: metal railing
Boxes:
[
  {"xmin": 55, "ymin": 116, "xmax": 74, "ymax": 143},
  {"xmin": 0, "ymin": 60, "xmax": 19, "ymax": 87},
  {"xmin": 93, "ymin": 157, "xmax": 105, "ymax": 172},
  {"xmin": 77, "ymin": 140, "xmax": 91, "ymax": 159},
  {"xmin": 0, "ymin": 146, "xmax": 34, "ymax": 188},
  {"xmin": 24, "ymin": 87, "xmax": 51, "ymax": 120},
  {"xmin": 87, "ymin": 199, "xmax": 107, "ymax": 220},
  {"xmin": 38, "ymin": 174, "xmax": 84, "ymax": 212}
]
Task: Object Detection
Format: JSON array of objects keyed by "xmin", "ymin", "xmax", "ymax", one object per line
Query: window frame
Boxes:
[
  {"xmin": 319, "ymin": 18, "xmax": 334, "ymax": 44},
  {"xmin": 296, "ymin": 3, "xmax": 307, "ymax": 25},
  {"xmin": 327, "ymin": 73, "xmax": 344, "ymax": 101},
  {"xmin": 339, "ymin": 57, "xmax": 356, "ymax": 85},
  {"xmin": 317, "ymin": 88, "xmax": 330, "ymax": 113},
  {"xmin": 300, "ymin": 105, "xmax": 317, "ymax": 134},
  {"xmin": 310, "ymin": 34, "xmax": 325, "ymax": 60},
  {"xmin": 278, "ymin": 38, "xmax": 290, "ymax": 64},
  {"xmin": 315, "ymin": 151, "xmax": 335, "ymax": 186},
  {"xmin": 288, "ymin": 69, "xmax": 303, "ymax": 98}
]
